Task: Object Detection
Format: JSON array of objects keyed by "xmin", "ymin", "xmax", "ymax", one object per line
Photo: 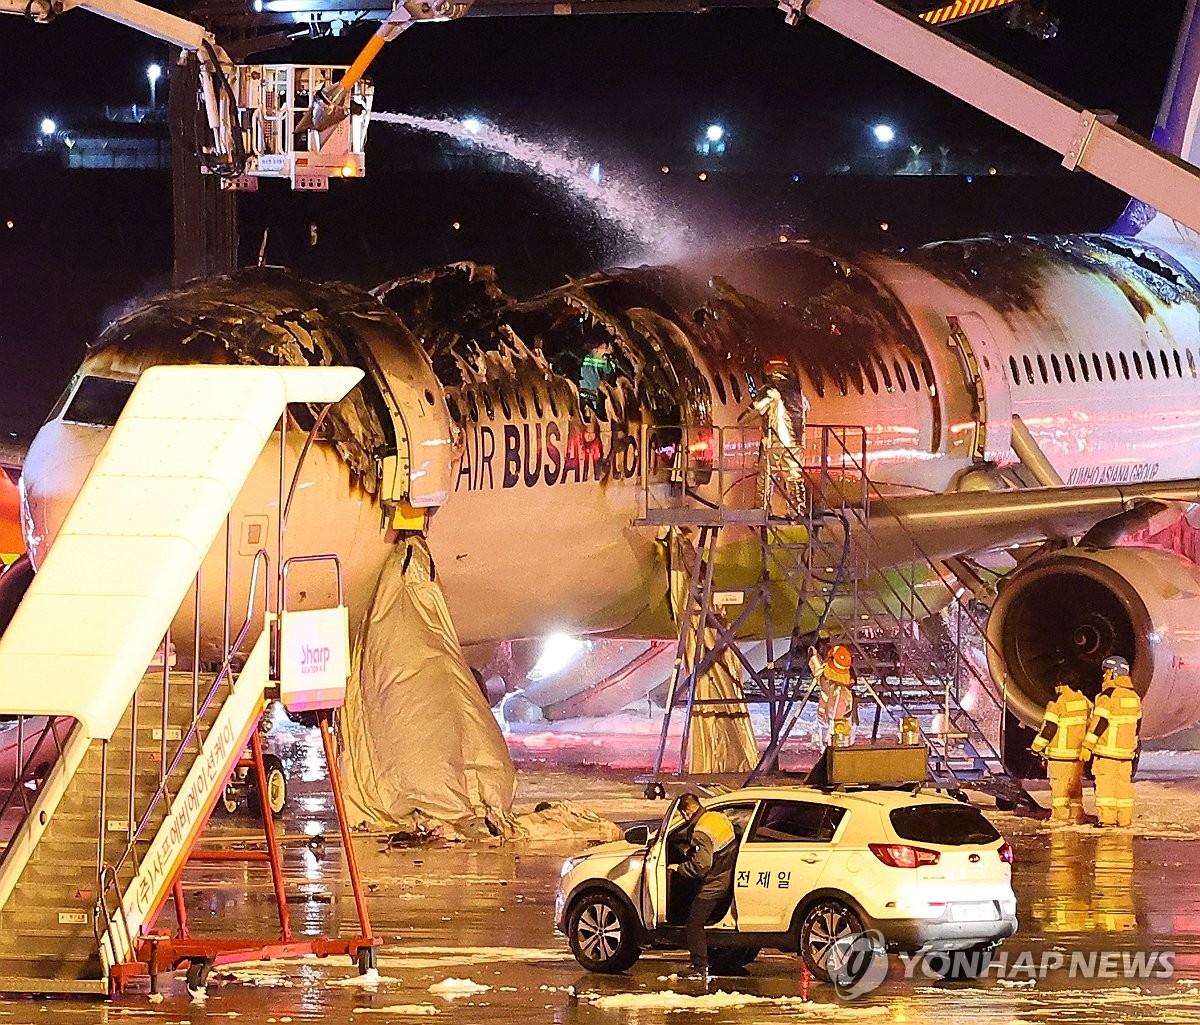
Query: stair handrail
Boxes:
[
  {"xmin": 806, "ymin": 428, "xmax": 1008, "ymax": 715},
  {"xmin": 799, "ymin": 430, "xmax": 1013, "ymax": 777},
  {"xmin": 98, "ymin": 548, "xmax": 272, "ymax": 905},
  {"xmin": 95, "ymin": 861, "xmax": 136, "ymax": 969},
  {"xmin": 726, "ymin": 424, "xmax": 1008, "ymax": 781},
  {"xmin": 0, "ymin": 715, "xmax": 73, "ymax": 846}
]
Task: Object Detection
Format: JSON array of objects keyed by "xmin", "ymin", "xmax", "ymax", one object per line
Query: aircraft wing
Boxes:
[{"xmin": 867, "ymin": 478, "xmax": 1200, "ymax": 564}]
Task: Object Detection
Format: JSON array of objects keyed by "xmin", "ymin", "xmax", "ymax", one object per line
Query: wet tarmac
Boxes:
[{"xmin": 6, "ymin": 752, "xmax": 1200, "ymax": 1024}]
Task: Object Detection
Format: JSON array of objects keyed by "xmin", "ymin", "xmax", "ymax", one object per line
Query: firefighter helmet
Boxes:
[
  {"xmin": 1101, "ymin": 655, "xmax": 1130, "ymax": 677},
  {"xmin": 823, "ymin": 644, "xmax": 853, "ymax": 685}
]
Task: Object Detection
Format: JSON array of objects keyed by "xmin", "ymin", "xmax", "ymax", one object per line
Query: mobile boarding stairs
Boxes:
[{"xmin": 0, "ymin": 365, "xmax": 377, "ymax": 995}]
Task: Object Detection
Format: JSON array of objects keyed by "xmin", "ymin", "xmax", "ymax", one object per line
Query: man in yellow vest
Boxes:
[
  {"xmin": 1082, "ymin": 655, "xmax": 1142, "ymax": 828},
  {"xmin": 670, "ymin": 793, "xmax": 738, "ymax": 979},
  {"xmin": 1031, "ymin": 672, "xmax": 1093, "ymax": 824}
]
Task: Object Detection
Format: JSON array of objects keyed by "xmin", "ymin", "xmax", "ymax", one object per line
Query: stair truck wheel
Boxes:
[
  {"xmin": 249, "ymin": 754, "xmax": 288, "ymax": 818},
  {"xmin": 186, "ymin": 958, "xmax": 213, "ymax": 992},
  {"xmin": 357, "ymin": 945, "xmax": 378, "ymax": 974}
]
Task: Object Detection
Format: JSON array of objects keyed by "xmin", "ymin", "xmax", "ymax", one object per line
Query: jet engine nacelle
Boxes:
[{"xmin": 986, "ymin": 546, "xmax": 1200, "ymax": 740}]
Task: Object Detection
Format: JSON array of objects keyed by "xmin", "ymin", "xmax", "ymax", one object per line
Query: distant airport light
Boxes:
[
  {"xmin": 880, "ymin": 221, "xmax": 890, "ymax": 231},
  {"xmin": 698, "ymin": 172, "xmax": 708, "ymax": 182},
  {"xmin": 452, "ymin": 221, "xmax": 461, "ymax": 230},
  {"xmin": 872, "ymin": 123, "xmax": 895, "ymax": 144},
  {"xmin": 660, "ymin": 165, "xmax": 670, "ymax": 174},
  {"xmin": 705, "ymin": 124, "xmax": 725, "ymax": 143},
  {"xmin": 528, "ymin": 633, "xmax": 586, "ymax": 680},
  {"xmin": 146, "ymin": 63, "xmax": 162, "ymax": 108},
  {"xmin": 462, "ymin": 117, "xmax": 484, "ymax": 135},
  {"xmin": 39, "ymin": 118, "xmax": 56, "ymax": 137}
]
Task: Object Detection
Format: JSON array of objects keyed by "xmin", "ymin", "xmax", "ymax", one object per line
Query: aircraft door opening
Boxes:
[
  {"xmin": 946, "ymin": 312, "xmax": 1013, "ymax": 465},
  {"xmin": 354, "ymin": 322, "xmax": 455, "ymax": 518}
]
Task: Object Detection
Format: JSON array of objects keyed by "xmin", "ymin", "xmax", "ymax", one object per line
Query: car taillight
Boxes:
[
  {"xmin": 998, "ymin": 842, "xmax": 1014, "ymax": 864},
  {"xmin": 869, "ymin": 843, "xmax": 940, "ymax": 868}
]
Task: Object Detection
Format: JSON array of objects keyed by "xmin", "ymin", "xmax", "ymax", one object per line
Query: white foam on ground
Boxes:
[
  {"xmin": 329, "ymin": 969, "xmax": 403, "ymax": 988},
  {"xmin": 427, "ymin": 978, "xmax": 492, "ymax": 996},
  {"xmin": 351, "ymin": 1005, "xmax": 439, "ymax": 1015},
  {"xmin": 582, "ymin": 990, "xmax": 891, "ymax": 1013}
]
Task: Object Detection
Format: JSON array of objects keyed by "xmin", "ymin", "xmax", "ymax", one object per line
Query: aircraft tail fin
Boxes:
[{"xmin": 1113, "ymin": 0, "xmax": 1200, "ymax": 237}]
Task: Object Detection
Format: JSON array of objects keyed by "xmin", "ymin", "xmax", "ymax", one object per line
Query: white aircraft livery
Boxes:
[{"xmin": 10, "ymin": 2, "xmax": 1200, "ymax": 824}]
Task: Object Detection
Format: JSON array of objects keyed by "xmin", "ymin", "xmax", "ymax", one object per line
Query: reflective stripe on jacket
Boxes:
[
  {"xmin": 678, "ymin": 809, "xmax": 737, "ymax": 885},
  {"xmin": 1084, "ymin": 678, "xmax": 1142, "ymax": 761},
  {"xmin": 1031, "ymin": 687, "xmax": 1093, "ymax": 760}
]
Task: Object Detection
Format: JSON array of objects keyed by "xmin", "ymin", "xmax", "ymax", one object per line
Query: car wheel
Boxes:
[
  {"xmin": 798, "ymin": 898, "xmax": 880, "ymax": 984},
  {"xmin": 567, "ymin": 890, "xmax": 641, "ymax": 974},
  {"xmin": 925, "ymin": 943, "xmax": 995, "ymax": 981},
  {"xmin": 709, "ymin": 945, "xmax": 759, "ymax": 972}
]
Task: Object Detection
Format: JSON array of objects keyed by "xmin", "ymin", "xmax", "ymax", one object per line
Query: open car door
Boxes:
[{"xmin": 640, "ymin": 797, "xmax": 681, "ymax": 931}]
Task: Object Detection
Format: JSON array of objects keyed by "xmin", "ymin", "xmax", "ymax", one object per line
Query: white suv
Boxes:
[{"xmin": 555, "ymin": 785, "xmax": 1017, "ymax": 980}]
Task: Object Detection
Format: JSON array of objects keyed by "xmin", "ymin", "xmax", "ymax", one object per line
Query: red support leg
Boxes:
[
  {"xmin": 173, "ymin": 879, "xmax": 190, "ymax": 939},
  {"xmin": 319, "ymin": 711, "xmax": 374, "ymax": 941},
  {"xmin": 250, "ymin": 729, "xmax": 292, "ymax": 941}
]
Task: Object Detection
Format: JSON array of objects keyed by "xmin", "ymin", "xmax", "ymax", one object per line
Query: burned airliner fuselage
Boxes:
[{"xmin": 19, "ymin": 232, "xmax": 1200, "ymax": 739}]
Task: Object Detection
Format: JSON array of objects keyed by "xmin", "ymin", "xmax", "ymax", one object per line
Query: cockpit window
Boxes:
[{"xmin": 63, "ymin": 376, "xmax": 136, "ymax": 427}]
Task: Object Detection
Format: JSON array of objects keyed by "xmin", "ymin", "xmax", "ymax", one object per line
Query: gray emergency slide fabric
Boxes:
[
  {"xmin": 342, "ymin": 537, "xmax": 516, "ymax": 829},
  {"xmin": 668, "ymin": 529, "xmax": 758, "ymax": 774}
]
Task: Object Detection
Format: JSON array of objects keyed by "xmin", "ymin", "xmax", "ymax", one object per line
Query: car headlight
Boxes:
[{"xmin": 560, "ymin": 856, "xmax": 582, "ymax": 878}]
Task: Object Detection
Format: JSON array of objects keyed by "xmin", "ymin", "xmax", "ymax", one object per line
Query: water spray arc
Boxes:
[{"xmin": 373, "ymin": 111, "xmax": 692, "ymax": 259}]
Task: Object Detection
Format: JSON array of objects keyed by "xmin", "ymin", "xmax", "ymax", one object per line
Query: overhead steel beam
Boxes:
[{"xmin": 788, "ymin": 0, "xmax": 1200, "ymax": 236}]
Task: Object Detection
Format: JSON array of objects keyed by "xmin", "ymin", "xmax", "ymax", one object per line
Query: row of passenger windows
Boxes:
[
  {"xmin": 711, "ymin": 353, "xmax": 933, "ymax": 405},
  {"xmin": 1009, "ymin": 347, "xmax": 1200, "ymax": 387}
]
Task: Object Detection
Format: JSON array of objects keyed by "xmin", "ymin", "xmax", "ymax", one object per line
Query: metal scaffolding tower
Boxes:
[{"xmin": 637, "ymin": 422, "xmax": 1031, "ymax": 808}]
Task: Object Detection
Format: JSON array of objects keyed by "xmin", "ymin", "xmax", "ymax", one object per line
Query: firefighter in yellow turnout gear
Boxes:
[
  {"xmin": 1082, "ymin": 656, "xmax": 1143, "ymax": 828},
  {"xmin": 1031, "ymin": 674, "xmax": 1093, "ymax": 824}
]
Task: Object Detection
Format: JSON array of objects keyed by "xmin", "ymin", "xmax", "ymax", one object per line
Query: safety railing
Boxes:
[
  {"xmin": 637, "ymin": 418, "xmax": 1022, "ymax": 793},
  {"xmin": 0, "ymin": 715, "xmax": 72, "ymax": 835},
  {"xmin": 95, "ymin": 548, "xmax": 272, "ymax": 960},
  {"xmin": 801, "ymin": 427, "xmax": 1011, "ymax": 775},
  {"xmin": 638, "ymin": 422, "xmax": 868, "ymax": 523}
]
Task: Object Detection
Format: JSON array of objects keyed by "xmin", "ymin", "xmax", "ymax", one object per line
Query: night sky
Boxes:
[
  {"xmin": 0, "ymin": 1, "xmax": 1187, "ymax": 153},
  {"xmin": 0, "ymin": 0, "xmax": 1193, "ymax": 440}
]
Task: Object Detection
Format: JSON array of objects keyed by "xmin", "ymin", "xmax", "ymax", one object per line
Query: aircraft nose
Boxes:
[{"xmin": 20, "ymin": 421, "xmax": 110, "ymax": 569}]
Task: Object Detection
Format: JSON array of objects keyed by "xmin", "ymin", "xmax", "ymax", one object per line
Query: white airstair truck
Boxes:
[{"xmin": 0, "ymin": 364, "xmax": 377, "ymax": 995}]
